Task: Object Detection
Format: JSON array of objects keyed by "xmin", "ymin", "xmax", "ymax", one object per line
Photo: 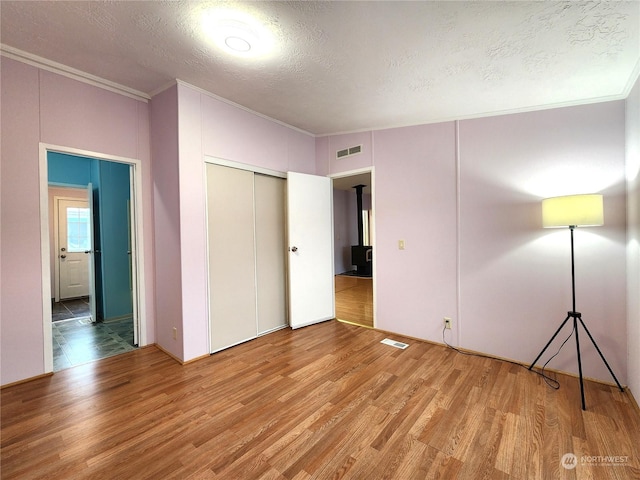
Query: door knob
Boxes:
[
  {"xmin": 60, "ymin": 254, "xmax": 66, "ymax": 259},
  {"xmin": 291, "ymin": 246, "xmax": 298, "ymax": 252}
]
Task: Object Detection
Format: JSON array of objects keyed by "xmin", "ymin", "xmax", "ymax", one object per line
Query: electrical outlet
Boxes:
[
  {"xmin": 444, "ymin": 317, "xmax": 452, "ymax": 329},
  {"xmin": 172, "ymin": 327, "xmax": 177, "ymax": 340}
]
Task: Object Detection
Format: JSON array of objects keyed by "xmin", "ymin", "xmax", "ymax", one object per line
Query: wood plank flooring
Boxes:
[
  {"xmin": 335, "ymin": 275, "xmax": 373, "ymax": 328},
  {"xmin": 2, "ymin": 320, "xmax": 639, "ymax": 479}
]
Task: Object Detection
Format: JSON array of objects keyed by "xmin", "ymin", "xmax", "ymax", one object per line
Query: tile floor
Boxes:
[
  {"xmin": 52, "ymin": 317, "xmax": 136, "ymax": 371},
  {"xmin": 52, "ymin": 297, "xmax": 91, "ymax": 322}
]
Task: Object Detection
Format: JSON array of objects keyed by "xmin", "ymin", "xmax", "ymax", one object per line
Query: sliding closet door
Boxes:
[
  {"xmin": 254, "ymin": 174, "xmax": 287, "ymax": 334},
  {"xmin": 206, "ymin": 164, "xmax": 257, "ymax": 352}
]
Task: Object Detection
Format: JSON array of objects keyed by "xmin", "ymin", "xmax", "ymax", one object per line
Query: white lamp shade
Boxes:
[{"xmin": 542, "ymin": 194, "xmax": 604, "ymax": 228}]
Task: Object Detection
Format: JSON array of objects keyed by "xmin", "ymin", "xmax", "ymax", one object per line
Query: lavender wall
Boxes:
[
  {"xmin": 328, "ymin": 132, "xmax": 373, "ymax": 175},
  {"xmin": 626, "ymin": 75, "xmax": 640, "ymax": 400},
  {"xmin": 151, "ymin": 82, "xmax": 316, "ymax": 362},
  {"xmin": 324, "ymin": 102, "xmax": 628, "ymax": 384},
  {"xmin": 177, "ymin": 84, "xmax": 208, "ymax": 360},
  {"xmin": 40, "ymin": 71, "xmax": 139, "ymax": 156},
  {"xmin": 374, "ymin": 122, "xmax": 459, "ymax": 341},
  {"xmin": 459, "ymin": 102, "xmax": 626, "ymax": 383},
  {"xmin": 150, "ymin": 85, "xmax": 183, "ymax": 360},
  {"xmin": 200, "ymin": 91, "xmax": 316, "ymax": 174},
  {"xmin": 42, "ymin": 70, "xmax": 155, "ymax": 344},
  {"xmin": 1, "ymin": 57, "xmax": 155, "ymax": 385},
  {"xmin": 1, "ymin": 58, "xmax": 43, "ymax": 385},
  {"xmin": 2, "ymin": 52, "xmax": 632, "ymax": 393},
  {"xmin": 315, "ymin": 136, "xmax": 330, "ymax": 177}
]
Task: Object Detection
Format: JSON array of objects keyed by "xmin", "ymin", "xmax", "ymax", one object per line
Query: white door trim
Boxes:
[
  {"xmin": 204, "ymin": 155, "xmax": 287, "ymax": 179},
  {"xmin": 39, "ymin": 143, "xmax": 147, "ymax": 373},
  {"xmin": 329, "ymin": 167, "xmax": 377, "ymax": 328}
]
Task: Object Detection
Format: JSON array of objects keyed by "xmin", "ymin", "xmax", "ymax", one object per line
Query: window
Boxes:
[
  {"xmin": 66, "ymin": 207, "xmax": 91, "ymax": 252},
  {"xmin": 362, "ymin": 209, "xmax": 371, "ymax": 245}
]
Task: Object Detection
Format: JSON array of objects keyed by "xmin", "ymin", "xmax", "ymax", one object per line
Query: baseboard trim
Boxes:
[
  {"xmin": 1, "ymin": 372, "xmax": 53, "ymax": 389},
  {"xmin": 626, "ymin": 388, "xmax": 640, "ymax": 415},
  {"xmin": 369, "ymin": 325, "xmax": 628, "ymax": 389},
  {"xmin": 184, "ymin": 353, "xmax": 210, "ymax": 365},
  {"xmin": 153, "ymin": 344, "xmax": 209, "ymax": 366},
  {"xmin": 154, "ymin": 344, "xmax": 184, "ymax": 364},
  {"xmin": 337, "ymin": 318, "xmax": 374, "ymax": 329}
]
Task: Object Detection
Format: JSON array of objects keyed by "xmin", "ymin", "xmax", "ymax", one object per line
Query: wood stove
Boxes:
[{"xmin": 351, "ymin": 184, "xmax": 372, "ymax": 277}]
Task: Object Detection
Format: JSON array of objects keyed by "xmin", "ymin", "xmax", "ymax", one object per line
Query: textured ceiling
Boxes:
[{"xmin": 1, "ymin": 1, "xmax": 639, "ymax": 135}]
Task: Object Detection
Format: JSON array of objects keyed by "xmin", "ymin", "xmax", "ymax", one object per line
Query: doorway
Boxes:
[
  {"xmin": 50, "ymin": 189, "xmax": 95, "ymax": 324},
  {"xmin": 331, "ymin": 169, "xmax": 375, "ymax": 328},
  {"xmin": 40, "ymin": 144, "xmax": 146, "ymax": 373},
  {"xmin": 56, "ymin": 198, "xmax": 91, "ymax": 301}
]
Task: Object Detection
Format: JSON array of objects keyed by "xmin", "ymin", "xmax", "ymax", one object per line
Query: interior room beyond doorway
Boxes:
[
  {"xmin": 335, "ymin": 275, "xmax": 373, "ymax": 327},
  {"xmin": 52, "ymin": 317, "xmax": 135, "ymax": 371},
  {"xmin": 333, "ymin": 170, "xmax": 374, "ymax": 328},
  {"xmin": 47, "ymin": 150, "xmax": 139, "ymax": 371}
]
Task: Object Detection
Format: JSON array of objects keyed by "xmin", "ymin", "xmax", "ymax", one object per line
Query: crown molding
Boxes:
[
  {"xmin": 317, "ymin": 94, "xmax": 629, "ymax": 138},
  {"xmin": 148, "ymin": 80, "xmax": 178, "ymax": 98},
  {"xmin": 0, "ymin": 44, "xmax": 150, "ymax": 103},
  {"xmin": 623, "ymin": 58, "xmax": 640, "ymax": 97}
]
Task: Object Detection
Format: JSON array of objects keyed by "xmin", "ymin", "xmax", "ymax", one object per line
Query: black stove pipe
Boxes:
[{"xmin": 353, "ymin": 184, "xmax": 365, "ymax": 246}]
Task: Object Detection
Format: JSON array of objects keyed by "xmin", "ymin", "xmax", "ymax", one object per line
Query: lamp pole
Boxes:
[
  {"xmin": 568, "ymin": 225, "xmax": 587, "ymax": 410},
  {"xmin": 529, "ymin": 225, "xmax": 623, "ymax": 410}
]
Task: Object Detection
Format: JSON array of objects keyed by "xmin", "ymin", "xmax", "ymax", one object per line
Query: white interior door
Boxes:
[
  {"xmin": 128, "ymin": 168, "xmax": 139, "ymax": 345},
  {"xmin": 58, "ymin": 199, "xmax": 91, "ymax": 300},
  {"xmin": 287, "ymin": 172, "xmax": 335, "ymax": 329},
  {"xmin": 86, "ymin": 184, "xmax": 97, "ymax": 322}
]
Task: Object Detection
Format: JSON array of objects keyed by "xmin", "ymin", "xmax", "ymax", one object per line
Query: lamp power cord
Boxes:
[{"xmin": 440, "ymin": 325, "xmax": 579, "ymax": 391}]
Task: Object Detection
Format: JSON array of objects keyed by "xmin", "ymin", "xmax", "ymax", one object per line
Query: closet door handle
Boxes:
[{"xmin": 290, "ymin": 246, "xmax": 298, "ymax": 252}]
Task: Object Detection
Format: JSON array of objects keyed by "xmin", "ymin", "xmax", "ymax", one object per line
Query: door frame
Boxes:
[
  {"xmin": 329, "ymin": 166, "xmax": 376, "ymax": 328},
  {"xmin": 52, "ymin": 194, "xmax": 90, "ymax": 303},
  {"xmin": 39, "ymin": 143, "xmax": 147, "ymax": 373}
]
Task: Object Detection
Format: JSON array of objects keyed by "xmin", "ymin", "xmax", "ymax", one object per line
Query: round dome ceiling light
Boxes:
[
  {"xmin": 225, "ymin": 36, "xmax": 251, "ymax": 52},
  {"xmin": 201, "ymin": 9, "xmax": 275, "ymax": 59}
]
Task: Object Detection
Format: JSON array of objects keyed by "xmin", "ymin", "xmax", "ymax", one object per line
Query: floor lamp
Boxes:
[{"xmin": 528, "ymin": 194, "xmax": 623, "ymax": 410}]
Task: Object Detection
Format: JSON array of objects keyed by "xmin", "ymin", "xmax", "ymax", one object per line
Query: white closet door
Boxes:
[
  {"xmin": 255, "ymin": 174, "xmax": 287, "ymax": 334},
  {"xmin": 207, "ymin": 164, "xmax": 257, "ymax": 352}
]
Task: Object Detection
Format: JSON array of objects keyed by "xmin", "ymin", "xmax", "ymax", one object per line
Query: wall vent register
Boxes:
[
  {"xmin": 336, "ymin": 145, "xmax": 362, "ymax": 159},
  {"xmin": 381, "ymin": 338, "xmax": 409, "ymax": 349}
]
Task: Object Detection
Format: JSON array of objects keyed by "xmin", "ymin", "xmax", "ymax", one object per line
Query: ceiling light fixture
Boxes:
[
  {"xmin": 225, "ymin": 36, "xmax": 251, "ymax": 52},
  {"xmin": 201, "ymin": 9, "xmax": 275, "ymax": 59}
]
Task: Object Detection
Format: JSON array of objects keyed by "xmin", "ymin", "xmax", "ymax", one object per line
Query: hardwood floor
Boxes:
[
  {"xmin": 2, "ymin": 320, "xmax": 639, "ymax": 479},
  {"xmin": 335, "ymin": 275, "xmax": 373, "ymax": 328}
]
